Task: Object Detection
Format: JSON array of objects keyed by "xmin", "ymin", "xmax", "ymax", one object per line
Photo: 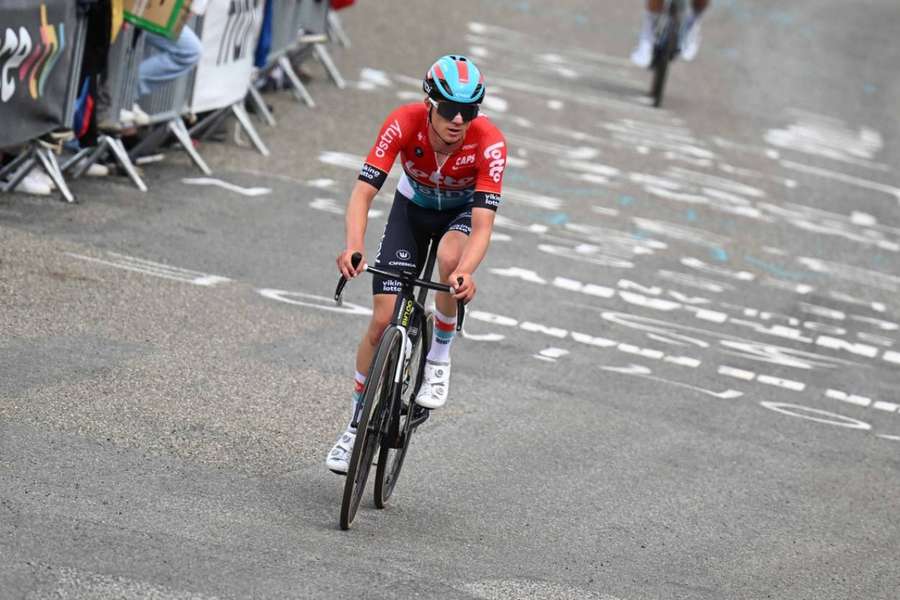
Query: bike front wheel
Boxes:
[
  {"xmin": 374, "ymin": 313, "xmax": 432, "ymax": 508},
  {"xmin": 340, "ymin": 327, "xmax": 403, "ymax": 530},
  {"xmin": 651, "ymin": 9, "xmax": 680, "ymax": 108}
]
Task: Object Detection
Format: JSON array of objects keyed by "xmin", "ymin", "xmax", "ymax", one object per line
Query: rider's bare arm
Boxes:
[{"xmin": 338, "ymin": 180, "xmax": 379, "ymax": 278}]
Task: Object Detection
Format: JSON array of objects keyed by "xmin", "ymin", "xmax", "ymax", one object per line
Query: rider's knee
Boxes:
[
  {"xmin": 366, "ymin": 305, "xmax": 392, "ymax": 345},
  {"xmin": 437, "ymin": 245, "xmax": 460, "ymax": 275}
]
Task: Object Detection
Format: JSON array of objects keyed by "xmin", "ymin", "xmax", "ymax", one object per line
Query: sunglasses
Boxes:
[{"xmin": 428, "ymin": 98, "xmax": 479, "ymax": 123}]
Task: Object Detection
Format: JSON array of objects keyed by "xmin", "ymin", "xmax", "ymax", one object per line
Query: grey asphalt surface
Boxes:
[{"xmin": 2, "ymin": 1, "xmax": 900, "ymax": 598}]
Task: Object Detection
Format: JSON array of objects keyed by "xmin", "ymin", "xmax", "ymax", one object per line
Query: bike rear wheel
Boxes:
[
  {"xmin": 374, "ymin": 313, "xmax": 433, "ymax": 508},
  {"xmin": 339, "ymin": 328, "xmax": 402, "ymax": 530},
  {"xmin": 651, "ymin": 6, "xmax": 680, "ymax": 108}
]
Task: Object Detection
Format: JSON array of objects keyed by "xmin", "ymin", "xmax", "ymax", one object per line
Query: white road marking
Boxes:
[
  {"xmin": 760, "ymin": 402, "xmax": 871, "ymax": 430},
  {"xmin": 601, "ymin": 364, "xmax": 743, "ymax": 399},
  {"xmin": 781, "ymin": 160, "xmax": 900, "ymax": 204},
  {"xmin": 66, "ymin": 252, "xmax": 232, "ymax": 287},
  {"xmin": 181, "ymin": 178, "xmax": 271, "ymax": 197}
]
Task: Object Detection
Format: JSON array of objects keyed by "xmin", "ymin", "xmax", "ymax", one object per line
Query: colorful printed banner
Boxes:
[{"xmin": 0, "ymin": 0, "xmax": 77, "ymax": 146}]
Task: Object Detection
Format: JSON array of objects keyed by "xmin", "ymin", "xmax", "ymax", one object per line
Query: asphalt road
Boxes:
[{"xmin": 2, "ymin": 1, "xmax": 900, "ymax": 598}]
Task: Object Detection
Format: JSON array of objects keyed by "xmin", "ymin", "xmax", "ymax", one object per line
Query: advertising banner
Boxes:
[
  {"xmin": 190, "ymin": 0, "xmax": 263, "ymax": 113},
  {"xmin": 0, "ymin": 0, "xmax": 77, "ymax": 147}
]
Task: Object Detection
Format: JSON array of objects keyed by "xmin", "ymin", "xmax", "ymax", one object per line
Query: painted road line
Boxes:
[
  {"xmin": 66, "ymin": 252, "xmax": 232, "ymax": 287},
  {"xmin": 181, "ymin": 177, "xmax": 271, "ymax": 197}
]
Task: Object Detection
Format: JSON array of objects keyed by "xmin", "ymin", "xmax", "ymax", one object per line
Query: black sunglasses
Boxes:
[{"xmin": 429, "ymin": 98, "xmax": 479, "ymax": 123}]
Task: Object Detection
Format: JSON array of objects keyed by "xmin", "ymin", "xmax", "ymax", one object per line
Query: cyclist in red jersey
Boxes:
[{"xmin": 327, "ymin": 55, "xmax": 507, "ymax": 474}]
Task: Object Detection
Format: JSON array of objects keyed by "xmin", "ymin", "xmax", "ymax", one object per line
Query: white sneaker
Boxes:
[
  {"xmin": 74, "ymin": 158, "xmax": 109, "ymax": 177},
  {"xmin": 131, "ymin": 103, "xmax": 151, "ymax": 126},
  {"xmin": 11, "ymin": 170, "xmax": 52, "ymax": 195},
  {"xmin": 31, "ymin": 169, "xmax": 56, "ymax": 190},
  {"xmin": 326, "ymin": 429, "xmax": 356, "ymax": 474},
  {"xmin": 415, "ymin": 360, "xmax": 451, "ymax": 409},
  {"xmin": 680, "ymin": 19, "xmax": 702, "ymax": 62}
]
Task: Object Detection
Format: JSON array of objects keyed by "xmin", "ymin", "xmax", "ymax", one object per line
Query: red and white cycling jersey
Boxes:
[{"xmin": 358, "ymin": 103, "xmax": 507, "ymax": 211}]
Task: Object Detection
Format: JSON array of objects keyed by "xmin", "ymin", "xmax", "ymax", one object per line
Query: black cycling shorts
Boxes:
[{"xmin": 372, "ymin": 190, "xmax": 471, "ymax": 295}]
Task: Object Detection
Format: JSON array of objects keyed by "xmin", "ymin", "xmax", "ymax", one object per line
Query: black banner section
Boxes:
[{"xmin": 0, "ymin": 0, "xmax": 78, "ymax": 147}]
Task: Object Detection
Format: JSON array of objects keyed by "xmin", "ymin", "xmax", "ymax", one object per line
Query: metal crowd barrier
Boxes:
[
  {"xmin": 67, "ymin": 23, "xmax": 148, "ymax": 192},
  {"xmin": 247, "ymin": 0, "xmax": 345, "ymax": 116},
  {"xmin": 0, "ymin": 11, "xmax": 88, "ymax": 203},
  {"xmin": 187, "ymin": 15, "xmax": 271, "ymax": 158},
  {"xmin": 126, "ymin": 18, "xmax": 210, "ymax": 175},
  {"xmin": 298, "ymin": 0, "xmax": 346, "ymax": 91}
]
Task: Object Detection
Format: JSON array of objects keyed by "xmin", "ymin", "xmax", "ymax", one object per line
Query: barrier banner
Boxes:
[
  {"xmin": 190, "ymin": 0, "xmax": 264, "ymax": 113},
  {"xmin": 0, "ymin": 0, "xmax": 77, "ymax": 147}
]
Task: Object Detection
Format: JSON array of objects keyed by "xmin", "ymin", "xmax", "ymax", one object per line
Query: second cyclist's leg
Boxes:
[
  {"xmin": 631, "ymin": 0, "xmax": 665, "ymax": 68},
  {"xmin": 326, "ymin": 294, "xmax": 395, "ymax": 474},
  {"xmin": 681, "ymin": 0, "xmax": 709, "ymax": 61},
  {"xmin": 415, "ymin": 231, "xmax": 467, "ymax": 409}
]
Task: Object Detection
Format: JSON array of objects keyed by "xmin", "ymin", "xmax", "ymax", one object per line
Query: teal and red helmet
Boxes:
[{"xmin": 423, "ymin": 55, "xmax": 486, "ymax": 105}]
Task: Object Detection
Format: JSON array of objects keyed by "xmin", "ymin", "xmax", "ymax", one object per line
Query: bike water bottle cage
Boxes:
[
  {"xmin": 427, "ymin": 98, "xmax": 479, "ymax": 123},
  {"xmin": 423, "ymin": 54, "xmax": 485, "ymax": 105}
]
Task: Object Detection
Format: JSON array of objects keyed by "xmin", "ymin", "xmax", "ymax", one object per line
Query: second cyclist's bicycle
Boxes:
[
  {"xmin": 650, "ymin": 0, "xmax": 685, "ymax": 108},
  {"xmin": 333, "ymin": 240, "xmax": 465, "ymax": 530}
]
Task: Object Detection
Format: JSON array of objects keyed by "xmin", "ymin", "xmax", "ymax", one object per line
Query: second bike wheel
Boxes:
[
  {"xmin": 374, "ymin": 313, "xmax": 433, "ymax": 508},
  {"xmin": 339, "ymin": 328, "xmax": 402, "ymax": 530},
  {"xmin": 651, "ymin": 9, "xmax": 680, "ymax": 108}
]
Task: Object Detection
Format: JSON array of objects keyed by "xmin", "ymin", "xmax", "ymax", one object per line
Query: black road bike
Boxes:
[
  {"xmin": 650, "ymin": 0, "xmax": 685, "ymax": 108},
  {"xmin": 333, "ymin": 241, "xmax": 465, "ymax": 530}
]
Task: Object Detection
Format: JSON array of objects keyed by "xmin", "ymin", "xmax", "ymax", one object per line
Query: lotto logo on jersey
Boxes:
[
  {"xmin": 375, "ymin": 120, "xmax": 402, "ymax": 158},
  {"xmin": 483, "ymin": 141, "xmax": 506, "ymax": 183}
]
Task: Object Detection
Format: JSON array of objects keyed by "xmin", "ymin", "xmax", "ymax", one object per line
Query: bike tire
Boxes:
[
  {"xmin": 374, "ymin": 313, "xmax": 433, "ymax": 508},
  {"xmin": 339, "ymin": 327, "xmax": 403, "ymax": 530},
  {"xmin": 650, "ymin": 9, "xmax": 680, "ymax": 108}
]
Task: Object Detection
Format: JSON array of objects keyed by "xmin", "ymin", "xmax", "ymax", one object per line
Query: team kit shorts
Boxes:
[{"xmin": 372, "ymin": 190, "xmax": 471, "ymax": 295}]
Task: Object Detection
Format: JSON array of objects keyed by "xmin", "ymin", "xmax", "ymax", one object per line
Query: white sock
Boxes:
[
  {"xmin": 347, "ymin": 370, "xmax": 366, "ymax": 432},
  {"xmin": 426, "ymin": 309, "xmax": 457, "ymax": 364}
]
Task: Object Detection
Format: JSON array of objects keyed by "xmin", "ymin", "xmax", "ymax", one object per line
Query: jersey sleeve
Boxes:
[
  {"xmin": 358, "ymin": 106, "xmax": 411, "ymax": 190},
  {"xmin": 472, "ymin": 126, "xmax": 507, "ymax": 211}
]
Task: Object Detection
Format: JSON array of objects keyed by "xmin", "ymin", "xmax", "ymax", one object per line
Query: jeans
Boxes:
[{"xmin": 138, "ymin": 26, "xmax": 202, "ymax": 96}]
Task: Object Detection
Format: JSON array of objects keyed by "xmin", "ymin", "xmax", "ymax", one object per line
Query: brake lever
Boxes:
[
  {"xmin": 334, "ymin": 252, "xmax": 363, "ymax": 305},
  {"xmin": 455, "ymin": 276, "xmax": 465, "ymax": 332}
]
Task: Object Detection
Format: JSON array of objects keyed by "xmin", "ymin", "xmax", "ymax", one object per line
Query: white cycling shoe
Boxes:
[
  {"xmin": 326, "ymin": 429, "xmax": 355, "ymax": 475},
  {"xmin": 630, "ymin": 39, "xmax": 654, "ymax": 68},
  {"xmin": 415, "ymin": 360, "xmax": 451, "ymax": 409},
  {"xmin": 680, "ymin": 20, "xmax": 702, "ymax": 62}
]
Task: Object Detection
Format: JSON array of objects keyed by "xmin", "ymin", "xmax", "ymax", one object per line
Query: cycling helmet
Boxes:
[{"xmin": 423, "ymin": 55, "xmax": 485, "ymax": 105}]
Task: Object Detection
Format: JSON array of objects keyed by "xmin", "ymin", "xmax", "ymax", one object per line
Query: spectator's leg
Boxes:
[{"xmin": 138, "ymin": 27, "xmax": 202, "ymax": 95}]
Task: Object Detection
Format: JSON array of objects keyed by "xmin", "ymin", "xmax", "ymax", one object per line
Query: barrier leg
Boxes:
[
  {"xmin": 189, "ymin": 107, "xmax": 230, "ymax": 141},
  {"xmin": 231, "ymin": 102, "xmax": 270, "ymax": 157},
  {"xmin": 0, "ymin": 150, "xmax": 35, "ymax": 190},
  {"xmin": 278, "ymin": 56, "xmax": 315, "ymax": 108},
  {"xmin": 247, "ymin": 85, "xmax": 277, "ymax": 127},
  {"xmin": 168, "ymin": 118, "xmax": 212, "ymax": 175},
  {"xmin": 35, "ymin": 146, "xmax": 75, "ymax": 203},
  {"xmin": 71, "ymin": 141, "xmax": 109, "ymax": 179},
  {"xmin": 314, "ymin": 44, "xmax": 346, "ymax": 89},
  {"xmin": 60, "ymin": 147, "xmax": 92, "ymax": 172},
  {"xmin": 103, "ymin": 136, "xmax": 148, "ymax": 192},
  {"xmin": 327, "ymin": 12, "xmax": 351, "ymax": 48}
]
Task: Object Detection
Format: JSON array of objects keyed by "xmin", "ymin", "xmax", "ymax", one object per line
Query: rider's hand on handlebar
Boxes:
[
  {"xmin": 337, "ymin": 249, "xmax": 365, "ymax": 279},
  {"xmin": 449, "ymin": 272, "xmax": 476, "ymax": 304}
]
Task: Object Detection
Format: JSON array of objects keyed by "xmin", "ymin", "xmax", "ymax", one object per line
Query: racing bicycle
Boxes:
[
  {"xmin": 650, "ymin": 0, "xmax": 685, "ymax": 108},
  {"xmin": 333, "ymin": 242, "xmax": 465, "ymax": 530}
]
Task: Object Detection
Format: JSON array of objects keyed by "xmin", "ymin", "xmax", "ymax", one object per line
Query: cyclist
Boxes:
[
  {"xmin": 326, "ymin": 55, "xmax": 507, "ymax": 474},
  {"xmin": 630, "ymin": 0, "xmax": 709, "ymax": 68}
]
